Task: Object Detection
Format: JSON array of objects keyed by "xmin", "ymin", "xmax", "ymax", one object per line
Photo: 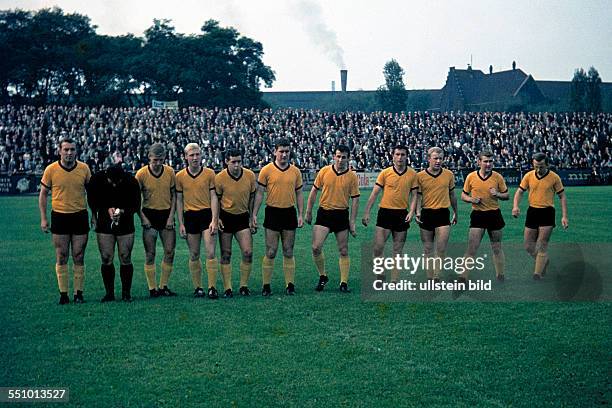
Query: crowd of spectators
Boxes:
[{"xmin": 0, "ymin": 104, "xmax": 610, "ymax": 175}]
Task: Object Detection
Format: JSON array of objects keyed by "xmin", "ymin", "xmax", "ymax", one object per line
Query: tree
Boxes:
[
  {"xmin": 376, "ymin": 59, "xmax": 407, "ymax": 112},
  {"xmin": 570, "ymin": 68, "xmax": 587, "ymax": 111},
  {"xmin": 586, "ymin": 66, "xmax": 602, "ymax": 113}
]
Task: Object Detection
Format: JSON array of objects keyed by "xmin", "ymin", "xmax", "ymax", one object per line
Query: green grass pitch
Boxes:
[{"xmin": 1, "ymin": 186, "xmax": 611, "ymax": 407}]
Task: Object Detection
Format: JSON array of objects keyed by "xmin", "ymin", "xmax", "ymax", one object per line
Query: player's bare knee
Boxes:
[
  {"xmin": 339, "ymin": 247, "xmax": 349, "ymax": 257},
  {"xmin": 312, "ymin": 245, "xmax": 322, "ymax": 256},
  {"xmin": 265, "ymin": 247, "xmax": 277, "ymax": 259},
  {"xmin": 242, "ymin": 252, "xmax": 253, "ymax": 263},
  {"xmin": 491, "ymin": 243, "xmax": 503, "ymax": 256},
  {"xmin": 119, "ymin": 253, "xmax": 131, "ymax": 265},
  {"xmin": 282, "ymin": 247, "xmax": 293, "ymax": 258},
  {"xmin": 100, "ymin": 253, "xmax": 113, "ymax": 265},
  {"xmin": 221, "ymin": 251, "xmax": 232, "ymax": 264}
]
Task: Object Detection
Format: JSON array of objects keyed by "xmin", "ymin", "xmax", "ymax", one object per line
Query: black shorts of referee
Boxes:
[
  {"xmin": 263, "ymin": 206, "xmax": 298, "ymax": 232},
  {"xmin": 469, "ymin": 209, "xmax": 505, "ymax": 231},
  {"xmin": 220, "ymin": 209, "xmax": 250, "ymax": 234},
  {"xmin": 525, "ymin": 206, "xmax": 556, "ymax": 229},
  {"xmin": 142, "ymin": 208, "xmax": 172, "ymax": 232},
  {"xmin": 315, "ymin": 208, "xmax": 349, "ymax": 233},
  {"xmin": 51, "ymin": 210, "xmax": 89, "ymax": 235},
  {"xmin": 376, "ymin": 207, "xmax": 409, "ymax": 232},
  {"xmin": 419, "ymin": 208, "xmax": 450, "ymax": 231},
  {"xmin": 95, "ymin": 210, "xmax": 135, "ymax": 236},
  {"xmin": 184, "ymin": 208, "xmax": 213, "ymax": 234}
]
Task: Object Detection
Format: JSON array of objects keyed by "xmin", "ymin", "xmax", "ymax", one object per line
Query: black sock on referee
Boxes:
[
  {"xmin": 101, "ymin": 264, "xmax": 115, "ymax": 296},
  {"xmin": 120, "ymin": 264, "xmax": 133, "ymax": 296}
]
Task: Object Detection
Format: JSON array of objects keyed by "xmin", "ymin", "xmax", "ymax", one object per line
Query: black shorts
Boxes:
[
  {"xmin": 51, "ymin": 210, "xmax": 89, "ymax": 235},
  {"xmin": 184, "ymin": 208, "xmax": 212, "ymax": 235},
  {"xmin": 419, "ymin": 208, "xmax": 450, "ymax": 231},
  {"xmin": 525, "ymin": 206, "xmax": 556, "ymax": 229},
  {"xmin": 315, "ymin": 208, "xmax": 349, "ymax": 233},
  {"xmin": 142, "ymin": 208, "xmax": 172, "ymax": 232},
  {"xmin": 376, "ymin": 208, "xmax": 409, "ymax": 232},
  {"xmin": 95, "ymin": 211, "xmax": 135, "ymax": 236},
  {"xmin": 470, "ymin": 209, "xmax": 505, "ymax": 231},
  {"xmin": 220, "ymin": 210, "xmax": 250, "ymax": 234},
  {"xmin": 264, "ymin": 206, "xmax": 297, "ymax": 232}
]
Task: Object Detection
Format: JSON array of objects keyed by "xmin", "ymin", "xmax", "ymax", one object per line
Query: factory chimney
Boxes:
[{"xmin": 340, "ymin": 69, "xmax": 347, "ymax": 92}]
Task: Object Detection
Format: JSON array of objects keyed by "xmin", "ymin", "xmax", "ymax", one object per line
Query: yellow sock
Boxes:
[
  {"xmin": 283, "ymin": 256, "xmax": 295, "ymax": 286},
  {"xmin": 535, "ymin": 252, "xmax": 548, "ymax": 276},
  {"xmin": 493, "ymin": 252, "xmax": 505, "ymax": 277},
  {"xmin": 239, "ymin": 260, "xmax": 252, "ymax": 287},
  {"xmin": 262, "ymin": 256, "xmax": 274, "ymax": 285},
  {"xmin": 160, "ymin": 261, "xmax": 173, "ymax": 288},
  {"xmin": 73, "ymin": 264, "xmax": 85, "ymax": 292},
  {"xmin": 144, "ymin": 264, "xmax": 157, "ymax": 290},
  {"xmin": 313, "ymin": 252, "xmax": 326, "ymax": 276},
  {"xmin": 206, "ymin": 258, "xmax": 219, "ymax": 288},
  {"xmin": 339, "ymin": 256, "xmax": 350, "ymax": 284},
  {"xmin": 55, "ymin": 264, "xmax": 69, "ymax": 292},
  {"xmin": 221, "ymin": 263, "xmax": 232, "ymax": 291},
  {"xmin": 189, "ymin": 259, "xmax": 202, "ymax": 288}
]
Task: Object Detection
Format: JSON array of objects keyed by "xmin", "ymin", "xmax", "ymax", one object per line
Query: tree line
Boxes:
[{"xmin": 0, "ymin": 8, "xmax": 275, "ymax": 107}]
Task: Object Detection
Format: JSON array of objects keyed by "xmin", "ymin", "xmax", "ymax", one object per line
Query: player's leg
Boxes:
[
  {"xmin": 419, "ymin": 228, "xmax": 436, "ymax": 280},
  {"xmin": 158, "ymin": 227, "xmax": 176, "ymax": 295},
  {"xmin": 534, "ymin": 226, "xmax": 553, "ymax": 279},
  {"xmin": 142, "ymin": 228, "xmax": 159, "ymax": 296},
  {"xmin": 186, "ymin": 232, "xmax": 205, "ymax": 297},
  {"xmin": 462, "ymin": 228, "xmax": 485, "ymax": 281},
  {"xmin": 262, "ymin": 228, "xmax": 280, "ymax": 295},
  {"xmin": 97, "ymin": 233, "xmax": 117, "ymax": 301},
  {"xmin": 70, "ymin": 233, "xmax": 88, "ymax": 303},
  {"xmin": 390, "ymin": 230, "xmax": 408, "ymax": 282},
  {"xmin": 234, "ymin": 229, "xmax": 253, "ymax": 295},
  {"xmin": 523, "ymin": 227, "xmax": 538, "ymax": 258},
  {"xmin": 281, "ymin": 229, "xmax": 297, "ymax": 294},
  {"xmin": 334, "ymin": 229, "xmax": 351, "ymax": 292},
  {"xmin": 373, "ymin": 227, "xmax": 391, "ymax": 281},
  {"xmin": 312, "ymin": 225, "xmax": 331, "ymax": 290},
  {"xmin": 116, "ymin": 233, "xmax": 135, "ymax": 301},
  {"xmin": 52, "ymin": 234, "xmax": 71, "ymax": 304},
  {"xmin": 433, "ymin": 225, "xmax": 451, "ymax": 280},
  {"xmin": 487, "ymin": 229, "xmax": 505, "ymax": 280}
]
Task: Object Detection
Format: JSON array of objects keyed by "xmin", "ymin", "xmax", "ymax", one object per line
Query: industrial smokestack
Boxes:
[
  {"xmin": 340, "ymin": 69, "xmax": 347, "ymax": 92},
  {"xmin": 331, "ymin": 80, "xmax": 336, "ymax": 92}
]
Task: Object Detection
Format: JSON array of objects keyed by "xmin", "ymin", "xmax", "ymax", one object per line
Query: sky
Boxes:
[{"xmin": 1, "ymin": 0, "xmax": 610, "ymax": 91}]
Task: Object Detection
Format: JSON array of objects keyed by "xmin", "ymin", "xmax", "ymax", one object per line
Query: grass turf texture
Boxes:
[{"xmin": 1, "ymin": 186, "xmax": 611, "ymax": 407}]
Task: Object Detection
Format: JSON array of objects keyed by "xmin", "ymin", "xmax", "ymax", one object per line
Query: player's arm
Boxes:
[
  {"xmin": 407, "ymin": 188, "xmax": 418, "ymax": 223},
  {"xmin": 296, "ymin": 186, "xmax": 304, "ymax": 228},
  {"xmin": 494, "ymin": 190, "xmax": 509, "ymax": 200},
  {"xmin": 450, "ymin": 188, "xmax": 458, "ymax": 225},
  {"xmin": 415, "ymin": 191, "xmax": 423, "ymax": 224},
  {"xmin": 512, "ymin": 187, "xmax": 525, "ymax": 217},
  {"xmin": 558, "ymin": 190, "xmax": 569, "ymax": 229},
  {"xmin": 38, "ymin": 184, "xmax": 50, "ymax": 233},
  {"xmin": 362, "ymin": 184, "xmax": 382, "ymax": 226},
  {"xmin": 166, "ymin": 187, "xmax": 176, "ymax": 229},
  {"xmin": 176, "ymin": 191, "xmax": 186, "ymax": 238},
  {"xmin": 305, "ymin": 186, "xmax": 319, "ymax": 225},
  {"xmin": 252, "ymin": 183, "xmax": 265, "ymax": 228},
  {"xmin": 248, "ymin": 191, "xmax": 256, "ymax": 232},
  {"xmin": 349, "ymin": 194, "xmax": 359, "ymax": 237},
  {"xmin": 209, "ymin": 189, "xmax": 219, "ymax": 234}
]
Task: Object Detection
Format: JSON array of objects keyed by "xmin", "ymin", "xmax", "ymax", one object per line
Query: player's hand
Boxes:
[
  {"xmin": 179, "ymin": 224, "xmax": 187, "ymax": 239},
  {"xmin": 165, "ymin": 219, "xmax": 174, "ymax": 230},
  {"xmin": 141, "ymin": 215, "xmax": 152, "ymax": 230},
  {"xmin": 41, "ymin": 219, "xmax": 50, "ymax": 233},
  {"xmin": 349, "ymin": 221, "xmax": 357, "ymax": 237},
  {"xmin": 251, "ymin": 215, "xmax": 258, "ymax": 229},
  {"xmin": 249, "ymin": 218, "xmax": 257, "ymax": 235},
  {"xmin": 218, "ymin": 218, "xmax": 225, "ymax": 232},
  {"xmin": 405, "ymin": 210, "xmax": 414, "ymax": 224},
  {"xmin": 297, "ymin": 214, "xmax": 304, "ymax": 228},
  {"xmin": 90, "ymin": 216, "xmax": 97, "ymax": 230},
  {"xmin": 108, "ymin": 207, "xmax": 116, "ymax": 219},
  {"xmin": 561, "ymin": 217, "xmax": 569, "ymax": 229},
  {"xmin": 415, "ymin": 213, "xmax": 422, "ymax": 225},
  {"xmin": 209, "ymin": 220, "xmax": 218, "ymax": 235},
  {"xmin": 489, "ymin": 188, "xmax": 498, "ymax": 198},
  {"xmin": 361, "ymin": 214, "xmax": 369, "ymax": 226},
  {"xmin": 305, "ymin": 211, "xmax": 312, "ymax": 225},
  {"xmin": 512, "ymin": 207, "xmax": 520, "ymax": 218},
  {"xmin": 451, "ymin": 213, "xmax": 457, "ymax": 225},
  {"xmin": 472, "ymin": 197, "xmax": 481, "ymax": 205}
]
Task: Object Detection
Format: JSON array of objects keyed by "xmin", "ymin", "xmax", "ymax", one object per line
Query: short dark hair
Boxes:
[
  {"xmin": 479, "ymin": 150, "xmax": 494, "ymax": 160},
  {"xmin": 59, "ymin": 138, "xmax": 76, "ymax": 149},
  {"xmin": 275, "ymin": 138, "xmax": 291, "ymax": 149},
  {"xmin": 532, "ymin": 152, "xmax": 547, "ymax": 163},
  {"xmin": 225, "ymin": 148, "xmax": 242, "ymax": 160},
  {"xmin": 335, "ymin": 144, "xmax": 350, "ymax": 156},
  {"xmin": 392, "ymin": 145, "xmax": 408, "ymax": 154}
]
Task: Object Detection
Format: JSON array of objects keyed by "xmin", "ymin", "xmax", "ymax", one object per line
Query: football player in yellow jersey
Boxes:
[
  {"xmin": 176, "ymin": 143, "xmax": 220, "ymax": 299},
  {"xmin": 512, "ymin": 152, "xmax": 569, "ymax": 279},
  {"xmin": 362, "ymin": 145, "xmax": 418, "ymax": 283},
  {"xmin": 252, "ymin": 138, "xmax": 304, "ymax": 296},
  {"xmin": 415, "ymin": 147, "xmax": 458, "ymax": 281},
  {"xmin": 39, "ymin": 138, "xmax": 91, "ymax": 304},
  {"xmin": 135, "ymin": 143, "xmax": 177, "ymax": 297},
  {"xmin": 461, "ymin": 151, "xmax": 509, "ymax": 281},
  {"xmin": 305, "ymin": 145, "xmax": 360, "ymax": 293},
  {"xmin": 215, "ymin": 148, "xmax": 257, "ymax": 297}
]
